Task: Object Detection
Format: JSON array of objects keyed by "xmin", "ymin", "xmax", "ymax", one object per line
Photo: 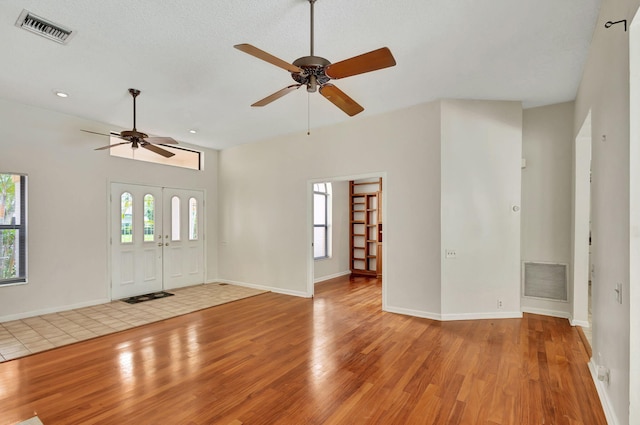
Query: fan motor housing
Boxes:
[
  {"xmin": 120, "ymin": 130, "xmax": 148, "ymax": 139},
  {"xmin": 291, "ymin": 56, "xmax": 331, "ymax": 85}
]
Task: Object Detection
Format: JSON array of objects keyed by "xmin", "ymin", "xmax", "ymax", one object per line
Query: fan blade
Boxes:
[
  {"xmin": 82, "ymin": 129, "xmax": 112, "ymax": 137},
  {"xmin": 319, "ymin": 84, "xmax": 364, "ymax": 116},
  {"xmin": 325, "ymin": 47, "xmax": 396, "ymax": 79},
  {"xmin": 234, "ymin": 44, "xmax": 303, "ymax": 74},
  {"xmin": 142, "ymin": 143, "xmax": 175, "ymax": 158},
  {"xmin": 145, "ymin": 136, "xmax": 178, "ymax": 144},
  {"xmin": 83, "ymin": 129, "xmax": 130, "ymax": 142},
  {"xmin": 252, "ymin": 84, "xmax": 303, "ymax": 107},
  {"xmin": 94, "ymin": 141, "xmax": 131, "ymax": 150}
]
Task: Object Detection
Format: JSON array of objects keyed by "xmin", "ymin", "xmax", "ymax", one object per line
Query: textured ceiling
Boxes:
[{"xmin": 0, "ymin": 0, "xmax": 600, "ymax": 150}]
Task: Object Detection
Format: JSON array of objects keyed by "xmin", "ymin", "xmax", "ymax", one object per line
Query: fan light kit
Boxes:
[
  {"xmin": 82, "ymin": 88, "xmax": 178, "ymax": 158},
  {"xmin": 234, "ymin": 0, "xmax": 396, "ymax": 117}
]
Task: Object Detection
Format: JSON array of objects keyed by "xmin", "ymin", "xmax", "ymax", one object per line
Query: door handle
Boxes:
[
  {"xmin": 157, "ymin": 243, "xmax": 163, "ymax": 247},
  {"xmin": 165, "ymin": 243, "xmax": 169, "ymax": 246}
]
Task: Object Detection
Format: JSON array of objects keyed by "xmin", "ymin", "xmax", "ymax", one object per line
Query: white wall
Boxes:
[
  {"xmin": 314, "ymin": 180, "xmax": 350, "ymax": 282},
  {"xmin": 630, "ymin": 10, "xmax": 640, "ymax": 425},
  {"xmin": 520, "ymin": 102, "xmax": 574, "ymax": 318},
  {"xmin": 573, "ymin": 0, "xmax": 639, "ymax": 422},
  {"xmin": 0, "ymin": 98, "xmax": 219, "ymax": 320},
  {"xmin": 440, "ymin": 100, "xmax": 523, "ymax": 319},
  {"xmin": 219, "ymin": 98, "xmax": 529, "ymax": 320},
  {"xmin": 218, "ymin": 101, "xmax": 443, "ymax": 314}
]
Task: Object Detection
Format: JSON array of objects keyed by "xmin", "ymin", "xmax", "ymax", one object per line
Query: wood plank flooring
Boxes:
[{"xmin": 0, "ymin": 276, "xmax": 606, "ymax": 424}]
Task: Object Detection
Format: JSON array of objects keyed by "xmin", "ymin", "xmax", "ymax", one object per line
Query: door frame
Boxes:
[
  {"xmin": 571, "ymin": 111, "xmax": 592, "ymax": 328},
  {"xmin": 107, "ymin": 180, "xmax": 207, "ymax": 300},
  {"xmin": 306, "ymin": 172, "xmax": 388, "ymax": 308}
]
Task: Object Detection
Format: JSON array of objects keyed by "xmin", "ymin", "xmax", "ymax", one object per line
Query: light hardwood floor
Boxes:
[
  {"xmin": 0, "ymin": 276, "xmax": 606, "ymax": 424},
  {"xmin": 0, "ymin": 284, "xmax": 266, "ymax": 362}
]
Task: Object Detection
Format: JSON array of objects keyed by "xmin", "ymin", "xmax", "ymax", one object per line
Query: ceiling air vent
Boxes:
[{"xmin": 15, "ymin": 10, "xmax": 75, "ymax": 45}]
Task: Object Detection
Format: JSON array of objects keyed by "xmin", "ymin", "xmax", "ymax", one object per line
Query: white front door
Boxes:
[
  {"xmin": 110, "ymin": 184, "xmax": 205, "ymax": 299},
  {"xmin": 111, "ymin": 183, "xmax": 164, "ymax": 299},
  {"xmin": 162, "ymin": 188, "xmax": 204, "ymax": 289}
]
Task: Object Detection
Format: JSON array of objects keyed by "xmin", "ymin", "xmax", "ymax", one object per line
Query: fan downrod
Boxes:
[
  {"xmin": 291, "ymin": 0, "xmax": 329, "ymax": 93},
  {"xmin": 127, "ymin": 88, "xmax": 144, "ymax": 136}
]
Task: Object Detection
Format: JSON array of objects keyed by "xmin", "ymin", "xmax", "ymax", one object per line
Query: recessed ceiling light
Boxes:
[
  {"xmin": 189, "ymin": 129, "xmax": 197, "ymax": 134},
  {"xmin": 54, "ymin": 91, "xmax": 68, "ymax": 98}
]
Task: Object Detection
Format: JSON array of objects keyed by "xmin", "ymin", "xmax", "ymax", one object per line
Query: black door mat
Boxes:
[{"xmin": 121, "ymin": 291, "xmax": 175, "ymax": 304}]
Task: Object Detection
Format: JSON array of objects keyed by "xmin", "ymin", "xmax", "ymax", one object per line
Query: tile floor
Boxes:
[{"xmin": 0, "ymin": 283, "xmax": 267, "ymax": 362}]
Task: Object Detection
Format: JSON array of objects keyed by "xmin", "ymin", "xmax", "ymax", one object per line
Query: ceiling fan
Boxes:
[
  {"xmin": 234, "ymin": 0, "xmax": 396, "ymax": 116},
  {"xmin": 82, "ymin": 88, "xmax": 178, "ymax": 158}
]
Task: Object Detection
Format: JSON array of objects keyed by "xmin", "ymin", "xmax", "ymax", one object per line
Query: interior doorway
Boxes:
[
  {"xmin": 110, "ymin": 183, "xmax": 205, "ymax": 299},
  {"xmin": 307, "ymin": 173, "xmax": 387, "ymax": 305},
  {"xmin": 349, "ymin": 178, "xmax": 383, "ymax": 278},
  {"xmin": 572, "ymin": 111, "xmax": 592, "ymax": 334}
]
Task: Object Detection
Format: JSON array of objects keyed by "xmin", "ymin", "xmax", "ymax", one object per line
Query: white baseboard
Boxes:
[
  {"xmin": 522, "ymin": 306, "xmax": 572, "ymax": 320},
  {"xmin": 384, "ymin": 306, "xmax": 523, "ymax": 322},
  {"xmin": 522, "ymin": 307, "xmax": 588, "ymax": 327},
  {"xmin": 384, "ymin": 305, "xmax": 442, "ymax": 321},
  {"xmin": 589, "ymin": 359, "xmax": 620, "ymax": 425},
  {"xmin": 570, "ymin": 318, "xmax": 590, "ymax": 327},
  {"xmin": 0, "ymin": 298, "xmax": 111, "ymax": 323},
  {"xmin": 314, "ymin": 271, "xmax": 351, "ymax": 284},
  {"xmin": 440, "ymin": 311, "xmax": 523, "ymax": 321},
  {"xmin": 216, "ymin": 279, "xmax": 310, "ymax": 298}
]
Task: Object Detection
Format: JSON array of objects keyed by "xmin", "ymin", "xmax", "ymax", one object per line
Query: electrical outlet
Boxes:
[
  {"xmin": 497, "ymin": 299, "xmax": 503, "ymax": 309},
  {"xmin": 597, "ymin": 366, "xmax": 610, "ymax": 385},
  {"xmin": 596, "ymin": 352, "xmax": 610, "ymax": 385},
  {"xmin": 445, "ymin": 249, "xmax": 456, "ymax": 259}
]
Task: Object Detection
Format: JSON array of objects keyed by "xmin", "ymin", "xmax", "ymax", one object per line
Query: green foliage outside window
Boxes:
[{"xmin": 0, "ymin": 174, "xmax": 21, "ymax": 282}]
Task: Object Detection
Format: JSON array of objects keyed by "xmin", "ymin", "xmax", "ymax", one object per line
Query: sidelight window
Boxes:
[{"xmin": 313, "ymin": 183, "xmax": 332, "ymax": 259}]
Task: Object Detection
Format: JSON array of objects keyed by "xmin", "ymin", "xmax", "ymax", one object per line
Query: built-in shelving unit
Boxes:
[{"xmin": 349, "ymin": 178, "xmax": 382, "ymax": 277}]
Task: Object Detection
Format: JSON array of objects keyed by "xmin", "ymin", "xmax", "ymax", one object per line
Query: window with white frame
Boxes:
[
  {"xmin": 108, "ymin": 135, "xmax": 202, "ymax": 170},
  {"xmin": 313, "ymin": 182, "xmax": 332, "ymax": 259},
  {"xmin": 0, "ymin": 173, "xmax": 27, "ymax": 285}
]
